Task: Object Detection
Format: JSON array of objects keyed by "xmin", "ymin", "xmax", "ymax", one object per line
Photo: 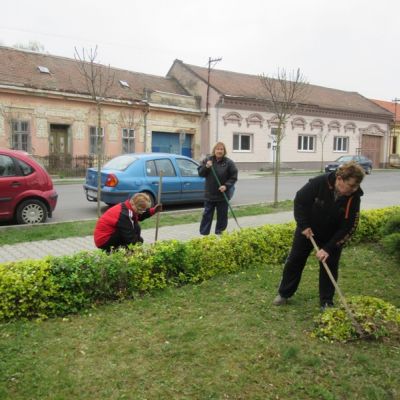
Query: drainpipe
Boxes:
[{"xmin": 215, "ymin": 96, "xmax": 225, "ymax": 143}]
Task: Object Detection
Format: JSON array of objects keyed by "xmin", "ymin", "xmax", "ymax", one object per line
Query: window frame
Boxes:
[
  {"xmin": 297, "ymin": 134, "xmax": 316, "ymax": 152},
  {"xmin": 11, "ymin": 120, "xmax": 30, "ymax": 152},
  {"xmin": 233, "ymin": 133, "xmax": 253, "ymax": 152},
  {"xmin": 89, "ymin": 126, "xmax": 105, "ymax": 155},
  {"xmin": 122, "ymin": 128, "xmax": 135, "ymax": 153},
  {"xmin": 333, "ymin": 136, "xmax": 349, "ymax": 153}
]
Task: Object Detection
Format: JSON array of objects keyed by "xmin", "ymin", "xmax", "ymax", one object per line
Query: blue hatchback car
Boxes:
[{"xmin": 84, "ymin": 153, "xmax": 205, "ymax": 206}]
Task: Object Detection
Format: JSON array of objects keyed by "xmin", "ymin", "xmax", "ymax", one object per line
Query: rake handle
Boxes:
[
  {"xmin": 209, "ymin": 164, "xmax": 241, "ymax": 230},
  {"xmin": 154, "ymin": 171, "xmax": 163, "ymax": 242},
  {"xmin": 309, "ymin": 236, "xmax": 365, "ymax": 337}
]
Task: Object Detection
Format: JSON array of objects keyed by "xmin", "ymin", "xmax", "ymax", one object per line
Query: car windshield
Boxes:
[
  {"xmin": 103, "ymin": 155, "xmax": 138, "ymax": 171},
  {"xmin": 336, "ymin": 156, "xmax": 354, "ymax": 162}
]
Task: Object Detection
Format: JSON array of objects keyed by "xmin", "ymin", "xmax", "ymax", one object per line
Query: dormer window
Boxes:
[
  {"xmin": 119, "ymin": 80, "xmax": 130, "ymax": 88},
  {"xmin": 37, "ymin": 65, "xmax": 50, "ymax": 74}
]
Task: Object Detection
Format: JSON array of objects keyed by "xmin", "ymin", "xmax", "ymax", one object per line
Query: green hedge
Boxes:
[{"xmin": 0, "ymin": 206, "xmax": 399, "ymax": 322}]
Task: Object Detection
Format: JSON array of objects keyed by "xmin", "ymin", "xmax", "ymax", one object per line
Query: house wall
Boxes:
[
  {"xmin": 211, "ymin": 105, "xmax": 388, "ymax": 169},
  {"xmin": 0, "ymin": 92, "xmax": 202, "ymax": 159}
]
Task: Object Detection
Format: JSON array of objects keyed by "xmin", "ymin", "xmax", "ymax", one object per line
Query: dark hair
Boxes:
[{"xmin": 336, "ymin": 161, "xmax": 365, "ymax": 184}]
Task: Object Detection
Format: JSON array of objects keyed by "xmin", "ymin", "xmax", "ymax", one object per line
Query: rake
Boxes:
[{"xmin": 309, "ymin": 236, "xmax": 369, "ymax": 338}]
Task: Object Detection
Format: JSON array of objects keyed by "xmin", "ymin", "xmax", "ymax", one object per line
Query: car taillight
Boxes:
[{"xmin": 105, "ymin": 174, "xmax": 118, "ymax": 187}]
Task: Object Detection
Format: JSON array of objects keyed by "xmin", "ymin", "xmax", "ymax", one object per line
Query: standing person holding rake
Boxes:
[
  {"xmin": 272, "ymin": 162, "xmax": 365, "ymax": 310},
  {"xmin": 198, "ymin": 141, "xmax": 238, "ymax": 235}
]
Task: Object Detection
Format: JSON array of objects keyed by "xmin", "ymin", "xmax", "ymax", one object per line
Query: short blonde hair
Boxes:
[
  {"xmin": 211, "ymin": 142, "xmax": 227, "ymax": 157},
  {"xmin": 130, "ymin": 193, "xmax": 151, "ymax": 212}
]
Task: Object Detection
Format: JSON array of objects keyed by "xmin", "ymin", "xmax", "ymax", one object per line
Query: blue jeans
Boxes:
[{"xmin": 199, "ymin": 200, "xmax": 229, "ymax": 235}]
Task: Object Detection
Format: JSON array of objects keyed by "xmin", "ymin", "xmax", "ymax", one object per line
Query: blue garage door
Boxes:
[{"xmin": 152, "ymin": 132, "xmax": 192, "ymax": 157}]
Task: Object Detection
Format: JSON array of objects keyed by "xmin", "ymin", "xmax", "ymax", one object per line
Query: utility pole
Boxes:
[
  {"xmin": 391, "ymin": 98, "xmax": 400, "ymax": 160},
  {"xmin": 206, "ymin": 57, "xmax": 222, "ymax": 116}
]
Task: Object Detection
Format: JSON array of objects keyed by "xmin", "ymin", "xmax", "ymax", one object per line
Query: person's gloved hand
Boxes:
[{"xmin": 154, "ymin": 203, "xmax": 162, "ymax": 213}]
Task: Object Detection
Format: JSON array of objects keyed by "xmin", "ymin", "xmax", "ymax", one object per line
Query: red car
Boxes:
[{"xmin": 0, "ymin": 148, "xmax": 58, "ymax": 224}]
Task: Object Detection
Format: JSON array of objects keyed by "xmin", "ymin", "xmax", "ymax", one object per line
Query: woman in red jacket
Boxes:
[{"xmin": 94, "ymin": 193, "xmax": 162, "ymax": 252}]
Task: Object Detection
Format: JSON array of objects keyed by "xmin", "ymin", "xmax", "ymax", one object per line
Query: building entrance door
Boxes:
[{"xmin": 49, "ymin": 124, "xmax": 71, "ymax": 173}]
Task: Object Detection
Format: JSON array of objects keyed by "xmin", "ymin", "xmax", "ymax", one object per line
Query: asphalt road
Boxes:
[{"xmin": 48, "ymin": 170, "xmax": 400, "ymax": 223}]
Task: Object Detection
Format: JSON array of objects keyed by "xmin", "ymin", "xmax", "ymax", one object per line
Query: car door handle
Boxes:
[{"xmin": 11, "ymin": 181, "xmax": 22, "ymax": 187}]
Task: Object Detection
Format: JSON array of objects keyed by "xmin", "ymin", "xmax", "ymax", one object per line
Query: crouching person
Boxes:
[{"xmin": 94, "ymin": 193, "xmax": 162, "ymax": 252}]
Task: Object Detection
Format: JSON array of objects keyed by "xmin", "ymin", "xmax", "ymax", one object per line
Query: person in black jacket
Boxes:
[
  {"xmin": 198, "ymin": 142, "xmax": 238, "ymax": 235},
  {"xmin": 272, "ymin": 162, "xmax": 365, "ymax": 309},
  {"xmin": 94, "ymin": 193, "xmax": 162, "ymax": 252}
]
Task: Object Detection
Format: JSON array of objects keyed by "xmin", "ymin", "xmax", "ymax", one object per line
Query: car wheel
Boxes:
[
  {"xmin": 16, "ymin": 199, "xmax": 48, "ymax": 224},
  {"xmin": 365, "ymin": 166, "xmax": 372, "ymax": 175}
]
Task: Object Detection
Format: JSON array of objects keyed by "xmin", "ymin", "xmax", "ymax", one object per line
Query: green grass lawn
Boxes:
[
  {"xmin": 0, "ymin": 243, "xmax": 399, "ymax": 399},
  {"xmin": 0, "ymin": 201, "xmax": 293, "ymax": 246}
]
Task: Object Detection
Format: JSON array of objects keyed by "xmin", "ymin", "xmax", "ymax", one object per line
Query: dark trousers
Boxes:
[
  {"xmin": 199, "ymin": 200, "xmax": 229, "ymax": 235},
  {"xmin": 278, "ymin": 228, "xmax": 342, "ymax": 306},
  {"xmin": 99, "ymin": 231, "xmax": 143, "ymax": 253}
]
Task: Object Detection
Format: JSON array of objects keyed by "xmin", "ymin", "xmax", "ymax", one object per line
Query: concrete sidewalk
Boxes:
[
  {"xmin": 0, "ymin": 211, "xmax": 294, "ymax": 264},
  {"xmin": 1, "ymin": 194, "xmax": 399, "ymax": 264}
]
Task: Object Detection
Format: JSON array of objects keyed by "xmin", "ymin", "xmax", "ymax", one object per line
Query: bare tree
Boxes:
[
  {"xmin": 260, "ymin": 68, "xmax": 309, "ymax": 206},
  {"xmin": 317, "ymin": 130, "xmax": 329, "ymax": 172},
  {"xmin": 74, "ymin": 46, "xmax": 115, "ymax": 217},
  {"xmin": 13, "ymin": 41, "xmax": 46, "ymax": 53}
]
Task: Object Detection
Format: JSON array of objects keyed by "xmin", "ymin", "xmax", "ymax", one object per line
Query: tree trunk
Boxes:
[{"xmin": 96, "ymin": 102, "xmax": 102, "ymax": 217}]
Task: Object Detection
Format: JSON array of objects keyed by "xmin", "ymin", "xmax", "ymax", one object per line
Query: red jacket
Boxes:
[{"xmin": 94, "ymin": 200, "xmax": 156, "ymax": 248}]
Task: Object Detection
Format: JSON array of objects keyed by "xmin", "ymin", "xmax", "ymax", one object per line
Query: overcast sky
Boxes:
[{"xmin": 1, "ymin": 0, "xmax": 399, "ymax": 101}]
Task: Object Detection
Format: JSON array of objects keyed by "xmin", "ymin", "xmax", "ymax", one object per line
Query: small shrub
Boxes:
[
  {"xmin": 312, "ymin": 296, "xmax": 400, "ymax": 342},
  {"xmin": 379, "ymin": 210, "xmax": 400, "ymax": 259},
  {"xmin": 0, "ymin": 206, "xmax": 398, "ymax": 322}
]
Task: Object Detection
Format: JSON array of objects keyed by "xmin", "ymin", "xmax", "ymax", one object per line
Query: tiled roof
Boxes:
[
  {"xmin": 177, "ymin": 60, "xmax": 392, "ymax": 117},
  {"xmin": 370, "ymin": 99, "xmax": 399, "ymax": 120},
  {"xmin": 0, "ymin": 46, "xmax": 188, "ymax": 101}
]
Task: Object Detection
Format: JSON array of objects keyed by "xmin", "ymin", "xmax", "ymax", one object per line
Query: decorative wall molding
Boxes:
[
  {"xmin": 291, "ymin": 117, "xmax": 307, "ymax": 130},
  {"xmin": 36, "ymin": 118, "xmax": 48, "ymax": 138},
  {"xmin": 246, "ymin": 113, "xmax": 264, "ymax": 128},
  {"xmin": 344, "ymin": 122, "xmax": 357, "ymax": 133},
  {"xmin": 359, "ymin": 124, "xmax": 386, "ymax": 136},
  {"xmin": 73, "ymin": 121, "xmax": 85, "ymax": 140},
  {"xmin": 223, "ymin": 111, "xmax": 243, "ymax": 126},
  {"xmin": 328, "ymin": 120, "xmax": 341, "ymax": 132},
  {"xmin": 310, "ymin": 119, "xmax": 324, "ymax": 131},
  {"xmin": 108, "ymin": 124, "xmax": 118, "ymax": 141},
  {"xmin": 267, "ymin": 115, "xmax": 280, "ymax": 128},
  {"xmin": 0, "ymin": 115, "xmax": 4, "ymax": 137}
]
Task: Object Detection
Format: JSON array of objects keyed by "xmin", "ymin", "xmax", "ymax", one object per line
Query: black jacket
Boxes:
[
  {"xmin": 294, "ymin": 172, "xmax": 363, "ymax": 254},
  {"xmin": 198, "ymin": 156, "xmax": 238, "ymax": 202}
]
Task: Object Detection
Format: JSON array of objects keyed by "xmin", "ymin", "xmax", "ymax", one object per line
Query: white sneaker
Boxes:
[{"xmin": 272, "ymin": 294, "xmax": 288, "ymax": 306}]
